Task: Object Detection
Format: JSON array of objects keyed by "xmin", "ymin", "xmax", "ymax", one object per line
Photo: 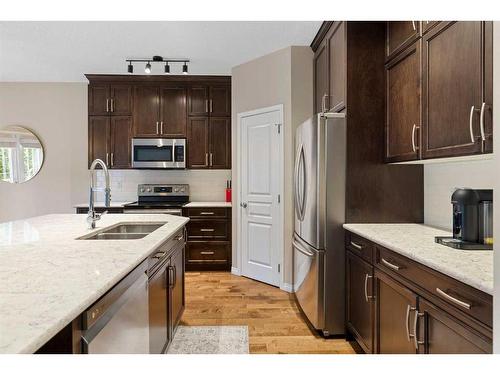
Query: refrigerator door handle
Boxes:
[
  {"xmin": 294, "ymin": 143, "xmax": 304, "ymax": 220},
  {"xmin": 293, "ymin": 238, "xmax": 315, "ymax": 257}
]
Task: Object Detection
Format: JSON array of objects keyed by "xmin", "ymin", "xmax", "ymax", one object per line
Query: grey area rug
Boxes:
[{"xmin": 167, "ymin": 326, "xmax": 249, "ymax": 354}]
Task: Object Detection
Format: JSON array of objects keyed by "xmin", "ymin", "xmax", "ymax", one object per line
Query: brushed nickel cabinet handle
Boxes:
[
  {"xmin": 412, "ymin": 21, "xmax": 417, "ymax": 31},
  {"xmin": 160, "ymin": 121, "xmax": 164, "ymax": 134},
  {"xmin": 110, "ymin": 152, "xmax": 114, "ymax": 167},
  {"xmin": 469, "ymin": 105, "xmax": 476, "ymax": 143},
  {"xmin": 156, "ymin": 121, "xmax": 159, "ymax": 135},
  {"xmin": 200, "ymin": 251, "xmax": 215, "ymax": 255},
  {"xmin": 200, "ymin": 228, "xmax": 215, "ymax": 232},
  {"xmin": 199, "ymin": 212, "xmax": 215, "ymax": 215},
  {"xmin": 413, "ymin": 310, "xmax": 425, "ymax": 350},
  {"xmin": 436, "ymin": 288, "xmax": 472, "ymax": 310},
  {"xmin": 106, "ymin": 98, "xmax": 110, "ymax": 112},
  {"xmin": 411, "ymin": 124, "xmax": 419, "ymax": 152},
  {"xmin": 205, "ymin": 99, "xmax": 209, "ymax": 113},
  {"xmin": 110, "ymin": 98, "xmax": 114, "ymax": 112},
  {"xmin": 106, "ymin": 153, "xmax": 109, "ymax": 166},
  {"xmin": 205, "ymin": 153, "xmax": 208, "ymax": 166},
  {"xmin": 364, "ymin": 274, "xmax": 373, "ymax": 302},
  {"xmin": 209, "ymin": 153, "xmax": 213, "ymax": 167},
  {"xmin": 321, "ymin": 94, "xmax": 328, "ymax": 113},
  {"xmin": 480, "ymin": 102, "xmax": 487, "ymax": 141},
  {"xmin": 350, "ymin": 241, "xmax": 362, "ymax": 250},
  {"xmin": 381, "ymin": 258, "xmax": 401, "ymax": 271},
  {"xmin": 406, "ymin": 305, "xmax": 416, "ymax": 341},
  {"xmin": 210, "ymin": 99, "xmax": 213, "ymax": 113}
]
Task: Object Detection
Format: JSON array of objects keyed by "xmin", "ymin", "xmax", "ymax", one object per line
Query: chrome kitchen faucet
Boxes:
[{"xmin": 87, "ymin": 159, "xmax": 111, "ymax": 229}]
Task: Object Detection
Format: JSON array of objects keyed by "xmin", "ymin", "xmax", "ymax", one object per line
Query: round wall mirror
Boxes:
[{"xmin": 0, "ymin": 125, "xmax": 44, "ymax": 184}]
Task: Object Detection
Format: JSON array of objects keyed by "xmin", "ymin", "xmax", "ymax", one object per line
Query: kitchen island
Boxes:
[{"xmin": 0, "ymin": 213, "xmax": 189, "ymax": 354}]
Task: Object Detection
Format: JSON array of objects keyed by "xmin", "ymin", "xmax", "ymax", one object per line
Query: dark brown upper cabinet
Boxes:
[
  {"xmin": 209, "ymin": 117, "xmax": 231, "ymax": 169},
  {"xmin": 188, "ymin": 85, "xmax": 231, "ymax": 117},
  {"xmin": 160, "ymin": 86, "xmax": 187, "ymax": 137},
  {"xmin": 386, "ymin": 21, "xmax": 420, "ymax": 61},
  {"xmin": 385, "ymin": 41, "xmax": 421, "ymax": 162},
  {"xmin": 313, "ymin": 38, "xmax": 329, "ymax": 114},
  {"xmin": 374, "ymin": 269, "xmax": 419, "ymax": 354},
  {"xmin": 327, "ymin": 21, "xmax": 346, "ymax": 112},
  {"xmin": 88, "ymin": 116, "xmax": 110, "ymax": 167},
  {"xmin": 132, "ymin": 85, "xmax": 161, "ymax": 137},
  {"xmin": 187, "ymin": 117, "xmax": 209, "ymax": 168},
  {"xmin": 89, "ymin": 84, "xmax": 132, "ymax": 116},
  {"xmin": 346, "ymin": 251, "xmax": 374, "ymax": 353},
  {"xmin": 422, "ymin": 21, "xmax": 491, "ymax": 159},
  {"xmin": 422, "ymin": 21, "xmax": 440, "ymax": 35},
  {"xmin": 110, "ymin": 116, "xmax": 132, "ymax": 168},
  {"xmin": 209, "ymin": 85, "xmax": 231, "ymax": 116}
]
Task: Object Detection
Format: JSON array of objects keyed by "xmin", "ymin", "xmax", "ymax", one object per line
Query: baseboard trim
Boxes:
[
  {"xmin": 281, "ymin": 283, "xmax": 293, "ymax": 293},
  {"xmin": 231, "ymin": 267, "xmax": 241, "ymax": 276}
]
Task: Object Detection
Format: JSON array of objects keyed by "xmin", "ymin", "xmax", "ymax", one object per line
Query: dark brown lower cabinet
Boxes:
[
  {"xmin": 346, "ymin": 252, "xmax": 374, "ymax": 353},
  {"xmin": 169, "ymin": 244, "xmax": 185, "ymax": 334},
  {"xmin": 345, "ymin": 230, "xmax": 492, "ymax": 354},
  {"xmin": 375, "ymin": 269, "xmax": 418, "ymax": 353},
  {"xmin": 419, "ymin": 299, "xmax": 491, "ymax": 354}
]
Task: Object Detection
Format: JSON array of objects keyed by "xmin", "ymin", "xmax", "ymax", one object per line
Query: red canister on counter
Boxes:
[{"xmin": 225, "ymin": 180, "xmax": 232, "ymax": 203}]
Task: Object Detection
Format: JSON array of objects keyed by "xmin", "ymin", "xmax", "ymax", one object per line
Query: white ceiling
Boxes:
[{"xmin": 0, "ymin": 21, "xmax": 321, "ymax": 82}]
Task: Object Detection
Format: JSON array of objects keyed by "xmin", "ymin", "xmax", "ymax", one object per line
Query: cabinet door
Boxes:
[
  {"xmin": 346, "ymin": 252, "xmax": 374, "ymax": 353},
  {"xmin": 387, "ymin": 21, "xmax": 420, "ymax": 60},
  {"xmin": 209, "ymin": 117, "xmax": 231, "ymax": 169},
  {"xmin": 422, "ymin": 21, "xmax": 483, "ymax": 159},
  {"xmin": 209, "ymin": 85, "xmax": 231, "ymax": 116},
  {"xmin": 188, "ymin": 86, "xmax": 209, "ymax": 116},
  {"xmin": 160, "ymin": 86, "xmax": 187, "ymax": 137},
  {"xmin": 88, "ymin": 116, "xmax": 110, "ymax": 167},
  {"xmin": 385, "ymin": 42, "xmax": 421, "ymax": 162},
  {"xmin": 374, "ymin": 270, "xmax": 418, "ymax": 354},
  {"xmin": 110, "ymin": 116, "xmax": 131, "ymax": 169},
  {"xmin": 327, "ymin": 21, "xmax": 346, "ymax": 112},
  {"xmin": 314, "ymin": 39, "xmax": 329, "ymax": 114},
  {"xmin": 110, "ymin": 85, "xmax": 132, "ymax": 116},
  {"xmin": 88, "ymin": 84, "xmax": 110, "ymax": 115},
  {"xmin": 187, "ymin": 117, "xmax": 209, "ymax": 168},
  {"xmin": 149, "ymin": 260, "xmax": 169, "ymax": 354},
  {"xmin": 418, "ymin": 299, "xmax": 491, "ymax": 354},
  {"xmin": 169, "ymin": 245, "xmax": 185, "ymax": 333},
  {"xmin": 132, "ymin": 86, "xmax": 160, "ymax": 137}
]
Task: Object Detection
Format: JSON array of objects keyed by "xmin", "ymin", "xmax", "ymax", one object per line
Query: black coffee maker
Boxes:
[{"xmin": 435, "ymin": 188, "xmax": 493, "ymax": 250}]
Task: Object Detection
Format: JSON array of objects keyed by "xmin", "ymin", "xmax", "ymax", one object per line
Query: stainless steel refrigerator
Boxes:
[{"xmin": 293, "ymin": 112, "xmax": 346, "ymax": 336}]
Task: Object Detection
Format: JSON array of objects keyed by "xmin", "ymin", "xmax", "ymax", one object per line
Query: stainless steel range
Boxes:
[{"xmin": 123, "ymin": 184, "xmax": 189, "ymax": 216}]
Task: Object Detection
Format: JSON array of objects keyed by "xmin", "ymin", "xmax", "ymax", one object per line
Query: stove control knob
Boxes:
[
  {"xmin": 147, "ymin": 188, "xmax": 152, "ymax": 193},
  {"xmin": 174, "ymin": 188, "xmax": 179, "ymax": 192},
  {"xmin": 179, "ymin": 187, "xmax": 185, "ymax": 193},
  {"xmin": 140, "ymin": 188, "xmax": 145, "ymax": 193}
]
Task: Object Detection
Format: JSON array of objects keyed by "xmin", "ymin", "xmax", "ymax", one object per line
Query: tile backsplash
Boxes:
[{"xmin": 94, "ymin": 169, "xmax": 232, "ymax": 203}]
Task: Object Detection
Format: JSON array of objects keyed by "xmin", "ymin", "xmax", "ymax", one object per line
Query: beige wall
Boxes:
[
  {"xmin": 424, "ymin": 159, "xmax": 495, "ymax": 230},
  {"xmin": 231, "ymin": 46, "xmax": 313, "ymax": 287},
  {"xmin": 0, "ymin": 82, "xmax": 88, "ymax": 222}
]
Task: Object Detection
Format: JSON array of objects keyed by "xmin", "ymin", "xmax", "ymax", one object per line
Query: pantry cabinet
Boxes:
[{"xmin": 385, "ymin": 21, "xmax": 493, "ymax": 162}]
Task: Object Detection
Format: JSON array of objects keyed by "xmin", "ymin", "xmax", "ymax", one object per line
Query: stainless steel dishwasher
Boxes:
[{"xmin": 81, "ymin": 260, "xmax": 149, "ymax": 354}]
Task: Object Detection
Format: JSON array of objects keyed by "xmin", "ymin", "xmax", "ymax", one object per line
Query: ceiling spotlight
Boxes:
[
  {"xmin": 127, "ymin": 62, "xmax": 133, "ymax": 74},
  {"xmin": 145, "ymin": 62, "xmax": 152, "ymax": 74},
  {"xmin": 164, "ymin": 63, "xmax": 170, "ymax": 74},
  {"xmin": 182, "ymin": 62, "xmax": 188, "ymax": 75}
]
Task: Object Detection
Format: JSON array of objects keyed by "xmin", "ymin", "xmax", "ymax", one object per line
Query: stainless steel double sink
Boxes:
[{"xmin": 78, "ymin": 222, "xmax": 167, "ymax": 240}]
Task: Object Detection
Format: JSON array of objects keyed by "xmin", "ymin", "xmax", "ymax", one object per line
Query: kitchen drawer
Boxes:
[
  {"xmin": 187, "ymin": 220, "xmax": 228, "ymax": 240},
  {"xmin": 375, "ymin": 246, "xmax": 492, "ymax": 327},
  {"xmin": 345, "ymin": 231, "xmax": 374, "ymax": 263},
  {"xmin": 187, "ymin": 242, "xmax": 229, "ymax": 264},
  {"xmin": 185, "ymin": 207, "xmax": 228, "ymax": 218}
]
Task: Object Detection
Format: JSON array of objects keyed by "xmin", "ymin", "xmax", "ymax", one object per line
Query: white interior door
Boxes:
[{"xmin": 239, "ymin": 106, "xmax": 282, "ymax": 287}]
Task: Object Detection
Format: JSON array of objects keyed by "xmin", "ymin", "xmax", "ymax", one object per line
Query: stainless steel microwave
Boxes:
[{"xmin": 131, "ymin": 138, "xmax": 186, "ymax": 169}]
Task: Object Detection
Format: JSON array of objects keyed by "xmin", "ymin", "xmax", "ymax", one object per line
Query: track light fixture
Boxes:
[{"xmin": 125, "ymin": 56, "xmax": 190, "ymax": 75}]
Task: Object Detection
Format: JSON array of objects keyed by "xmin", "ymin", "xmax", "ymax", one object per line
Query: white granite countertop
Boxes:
[
  {"xmin": 343, "ymin": 223, "xmax": 493, "ymax": 295},
  {"xmin": 184, "ymin": 201, "xmax": 232, "ymax": 208},
  {"xmin": 0, "ymin": 213, "xmax": 189, "ymax": 354}
]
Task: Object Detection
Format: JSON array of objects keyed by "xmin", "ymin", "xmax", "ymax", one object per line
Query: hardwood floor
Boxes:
[{"xmin": 181, "ymin": 271, "xmax": 356, "ymax": 354}]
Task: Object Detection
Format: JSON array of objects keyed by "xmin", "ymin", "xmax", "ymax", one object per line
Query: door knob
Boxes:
[{"xmin": 240, "ymin": 202, "xmax": 248, "ymax": 208}]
